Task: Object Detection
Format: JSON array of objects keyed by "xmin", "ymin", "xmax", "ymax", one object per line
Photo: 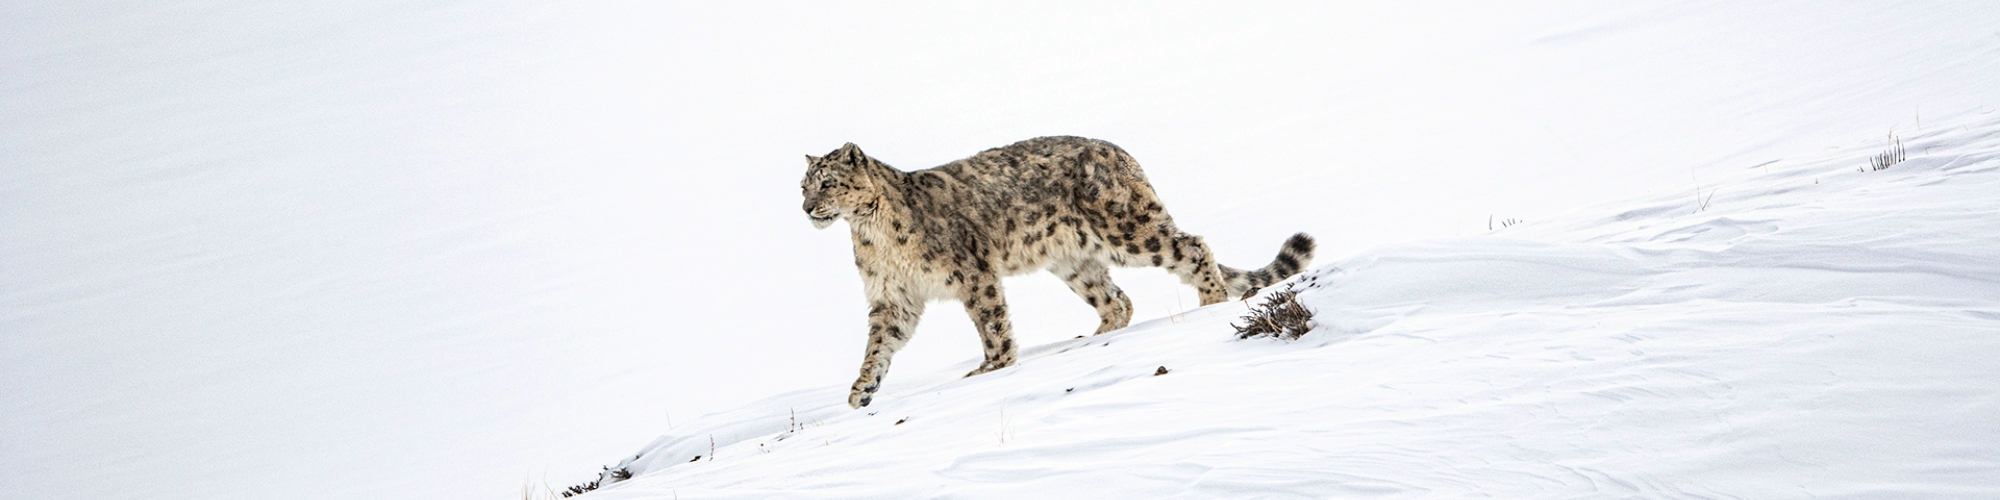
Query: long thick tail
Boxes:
[{"xmin": 1219, "ymin": 232, "xmax": 1315, "ymax": 299}]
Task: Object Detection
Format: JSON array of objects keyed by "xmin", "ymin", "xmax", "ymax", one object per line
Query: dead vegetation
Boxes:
[
  {"xmin": 557, "ymin": 466, "xmax": 632, "ymax": 498},
  {"xmin": 1864, "ymin": 132, "xmax": 1906, "ymax": 172},
  {"xmin": 1233, "ymin": 284, "xmax": 1316, "ymax": 340}
]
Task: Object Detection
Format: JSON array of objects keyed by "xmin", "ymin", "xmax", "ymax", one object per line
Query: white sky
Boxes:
[{"xmin": 4, "ymin": 1, "xmax": 1997, "ymax": 498}]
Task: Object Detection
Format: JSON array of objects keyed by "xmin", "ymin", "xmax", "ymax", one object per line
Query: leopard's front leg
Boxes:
[{"xmin": 850, "ymin": 299, "xmax": 923, "ymax": 408}]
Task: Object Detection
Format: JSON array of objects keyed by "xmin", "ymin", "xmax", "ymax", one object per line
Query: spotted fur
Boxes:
[{"xmin": 802, "ymin": 137, "xmax": 1315, "ymax": 408}]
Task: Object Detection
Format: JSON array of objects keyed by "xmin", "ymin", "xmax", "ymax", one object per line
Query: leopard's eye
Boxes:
[{"xmin": 820, "ymin": 178, "xmax": 834, "ymax": 189}]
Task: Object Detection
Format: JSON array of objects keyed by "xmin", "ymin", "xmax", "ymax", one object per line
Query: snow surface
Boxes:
[
  {"xmin": 5, "ymin": 2, "xmax": 2000, "ymax": 499},
  {"xmin": 589, "ymin": 113, "xmax": 2000, "ymax": 499}
]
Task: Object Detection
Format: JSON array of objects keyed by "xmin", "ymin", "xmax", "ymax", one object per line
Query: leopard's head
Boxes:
[{"xmin": 801, "ymin": 142, "xmax": 883, "ymax": 230}]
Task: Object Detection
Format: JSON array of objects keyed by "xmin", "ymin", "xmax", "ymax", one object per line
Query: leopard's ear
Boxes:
[
  {"xmin": 836, "ymin": 142, "xmax": 865, "ymax": 163},
  {"xmin": 804, "ymin": 154, "xmax": 821, "ymax": 166}
]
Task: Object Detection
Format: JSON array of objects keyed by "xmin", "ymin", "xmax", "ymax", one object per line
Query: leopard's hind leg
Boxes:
[
  {"xmin": 1050, "ymin": 259, "xmax": 1132, "ymax": 334},
  {"xmin": 1161, "ymin": 231, "xmax": 1230, "ymax": 305},
  {"xmin": 1090, "ymin": 184, "xmax": 1231, "ymax": 305}
]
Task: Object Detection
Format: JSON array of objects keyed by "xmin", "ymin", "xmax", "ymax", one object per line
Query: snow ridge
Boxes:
[{"xmin": 583, "ymin": 115, "xmax": 2000, "ymax": 498}]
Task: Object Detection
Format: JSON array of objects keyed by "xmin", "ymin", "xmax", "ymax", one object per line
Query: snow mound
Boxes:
[{"xmin": 587, "ymin": 115, "xmax": 2000, "ymax": 498}]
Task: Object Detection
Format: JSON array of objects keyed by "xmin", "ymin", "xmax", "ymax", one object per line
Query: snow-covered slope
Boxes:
[
  {"xmin": 7, "ymin": 3, "xmax": 2000, "ymax": 499},
  {"xmin": 582, "ymin": 115, "xmax": 2000, "ymax": 498}
]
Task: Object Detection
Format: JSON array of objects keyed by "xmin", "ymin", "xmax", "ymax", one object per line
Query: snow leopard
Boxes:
[{"xmin": 801, "ymin": 137, "xmax": 1315, "ymax": 408}]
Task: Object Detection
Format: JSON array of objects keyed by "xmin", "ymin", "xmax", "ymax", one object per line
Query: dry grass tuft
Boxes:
[{"xmin": 1865, "ymin": 132, "xmax": 1906, "ymax": 172}]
